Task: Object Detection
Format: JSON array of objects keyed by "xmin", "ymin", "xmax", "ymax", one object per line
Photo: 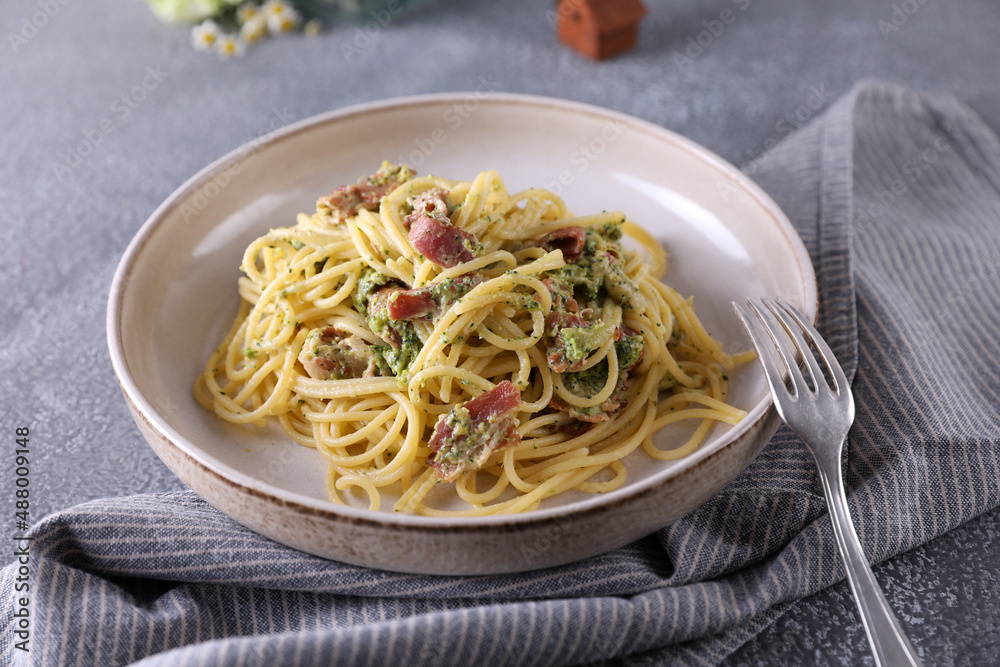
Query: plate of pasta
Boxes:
[{"xmin": 108, "ymin": 93, "xmax": 816, "ymax": 574}]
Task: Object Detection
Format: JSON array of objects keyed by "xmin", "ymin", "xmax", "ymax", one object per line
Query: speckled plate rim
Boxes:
[{"xmin": 107, "ymin": 92, "xmax": 817, "ymax": 534}]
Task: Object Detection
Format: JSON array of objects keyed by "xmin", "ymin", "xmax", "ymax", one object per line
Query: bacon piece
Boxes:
[
  {"xmin": 545, "ymin": 311, "xmax": 588, "ymax": 337},
  {"xmin": 385, "ymin": 274, "xmax": 485, "ymax": 322},
  {"xmin": 366, "ymin": 289, "xmax": 404, "ymax": 348},
  {"xmin": 386, "ymin": 291, "xmax": 437, "ymax": 321},
  {"xmin": 428, "ymin": 380, "xmax": 522, "ymax": 482},
  {"xmin": 319, "ymin": 185, "xmax": 371, "ymax": 219},
  {"xmin": 550, "ymin": 394, "xmax": 626, "ymax": 424},
  {"xmin": 298, "ymin": 327, "xmax": 378, "ymax": 379},
  {"xmin": 405, "ymin": 188, "xmax": 450, "ymax": 229},
  {"xmin": 543, "ymin": 278, "xmax": 579, "ymax": 313},
  {"xmin": 318, "ymin": 163, "xmax": 413, "ymax": 221},
  {"xmin": 464, "ymin": 380, "xmax": 522, "ymax": 420},
  {"xmin": 544, "ymin": 311, "xmax": 588, "ymax": 373},
  {"xmin": 544, "ymin": 312, "xmax": 615, "ymax": 373},
  {"xmin": 616, "ymin": 324, "xmax": 638, "ymax": 338},
  {"xmin": 403, "ymin": 187, "xmax": 484, "ymax": 268},
  {"xmin": 408, "ymin": 215, "xmax": 482, "ymax": 268},
  {"xmin": 536, "ymin": 226, "xmax": 586, "ymax": 262},
  {"xmin": 556, "ymin": 419, "xmax": 597, "ymax": 436}
]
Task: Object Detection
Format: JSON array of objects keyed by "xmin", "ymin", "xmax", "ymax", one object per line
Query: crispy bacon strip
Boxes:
[
  {"xmin": 385, "ymin": 274, "xmax": 486, "ymax": 322},
  {"xmin": 409, "ymin": 216, "xmax": 482, "ymax": 268},
  {"xmin": 536, "ymin": 226, "xmax": 586, "ymax": 262},
  {"xmin": 543, "ymin": 278, "xmax": 579, "ymax": 313},
  {"xmin": 403, "ymin": 188, "xmax": 482, "ymax": 268},
  {"xmin": 405, "ymin": 188, "xmax": 450, "ymax": 229},
  {"xmin": 387, "ymin": 291, "xmax": 437, "ymax": 321},
  {"xmin": 319, "ymin": 163, "xmax": 412, "ymax": 221},
  {"xmin": 361, "ymin": 274, "xmax": 485, "ymax": 328},
  {"xmin": 428, "ymin": 380, "xmax": 522, "ymax": 482},
  {"xmin": 319, "ymin": 183, "xmax": 390, "ymax": 219},
  {"xmin": 545, "ymin": 311, "xmax": 588, "ymax": 336},
  {"xmin": 298, "ymin": 327, "xmax": 378, "ymax": 379}
]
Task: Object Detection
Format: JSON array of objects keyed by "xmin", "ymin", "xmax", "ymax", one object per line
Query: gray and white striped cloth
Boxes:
[{"xmin": 4, "ymin": 80, "xmax": 1000, "ymax": 666}]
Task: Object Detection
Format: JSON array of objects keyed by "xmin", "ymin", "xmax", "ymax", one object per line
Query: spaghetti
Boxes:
[{"xmin": 194, "ymin": 163, "xmax": 752, "ymax": 516}]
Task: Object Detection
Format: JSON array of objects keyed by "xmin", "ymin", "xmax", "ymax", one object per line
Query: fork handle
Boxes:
[{"xmin": 813, "ymin": 442, "xmax": 924, "ymax": 667}]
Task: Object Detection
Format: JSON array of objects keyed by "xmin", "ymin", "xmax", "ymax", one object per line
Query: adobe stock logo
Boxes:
[
  {"xmin": 8, "ymin": 0, "xmax": 74, "ymax": 53},
  {"xmin": 178, "ymin": 107, "xmax": 297, "ymax": 221},
  {"xmin": 48, "ymin": 65, "xmax": 169, "ymax": 182},
  {"xmin": 877, "ymin": 0, "xmax": 928, "ymax": 39},
  {"xmin": 339, "ymin": 0, "xmax": 412, "ymax": 62},
  {"xmin": 540, "ymin": 118, "xmax": 626, "ymax": 198},
  {"xmin": 392, "ymin": 75, "xmax": 502, "ymax": 168},
  {"xmin": 671, "ymin": 0, "xmax": 752, "ymax": 69}
]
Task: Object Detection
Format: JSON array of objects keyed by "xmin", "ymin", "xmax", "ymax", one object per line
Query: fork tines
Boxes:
[{"xmin": 732, "ymin": 297, "xmax": 848, "ymax": 399}]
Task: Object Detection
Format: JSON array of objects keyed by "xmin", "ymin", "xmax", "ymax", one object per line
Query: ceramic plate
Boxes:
[{"xmin": 107, "ymin": 93, "xmax": 816, "ymax": 574}]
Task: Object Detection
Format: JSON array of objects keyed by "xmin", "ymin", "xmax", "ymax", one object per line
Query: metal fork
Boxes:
[{"xmin": 733, "ymin": 297, "xmax": 923, "ymax": 667}]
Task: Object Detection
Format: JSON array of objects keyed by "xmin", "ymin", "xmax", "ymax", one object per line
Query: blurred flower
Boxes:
[
  {"xmin": 216, "ymin": 34, "xmax": 247, "ymax": 58},
  {"xmin": 303, "ymin": 18, "xmax": 322, "ymax": 37},
  {"xmin": 262, "ymin": 0, "xmax": 302, "ymax": 33},
  {"xmin": 145, "ymin": 0, "xmax": 349, "ymax": 58},
  {"xmin": 240, "ymin": 14, "xmax": 269, "ymax": 44},
  {"xmin": 261, "ymin": 0, "xmax": 292, "ymax": 14},
  {"xmin": 236, "ymin": 2, "xmax": 261, "ymax": 24},
  {"xmin": 191, "ymin": 19, "xmax": 221, "ymax": 51},
  {"xmin": 147, "ymin": 0, "xmax": 226, "ymax": 23}
]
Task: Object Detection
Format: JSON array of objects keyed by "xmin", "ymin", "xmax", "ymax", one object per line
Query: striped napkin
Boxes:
[{"xmin": 5, "ymin": 80, "xmax": 1000, "ymax": 666}]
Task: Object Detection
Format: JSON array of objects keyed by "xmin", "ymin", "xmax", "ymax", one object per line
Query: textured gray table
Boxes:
[{"xmin": 3, "ymin": 0, "xmax": 999, "ymax": 663}]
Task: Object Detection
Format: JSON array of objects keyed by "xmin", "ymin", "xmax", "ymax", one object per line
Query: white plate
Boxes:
[{"xmin": 107, "ymin": 93, "xmax": 816, "ymax": 574}]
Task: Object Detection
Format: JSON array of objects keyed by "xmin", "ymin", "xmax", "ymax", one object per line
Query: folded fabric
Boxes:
[{"xmin": 4, "ymin": 80, "xmax": 1000, "ymax": 666}]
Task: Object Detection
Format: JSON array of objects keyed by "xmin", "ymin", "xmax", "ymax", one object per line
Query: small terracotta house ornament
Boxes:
[{"xmin": 556, "ymin": 0, "xmax": 647, "ymax": 60}]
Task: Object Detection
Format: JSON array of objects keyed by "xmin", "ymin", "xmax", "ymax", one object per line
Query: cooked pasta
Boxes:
[{"xmin": 194, "ymin": 163, "xmax": 753, "ymax": 515}]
